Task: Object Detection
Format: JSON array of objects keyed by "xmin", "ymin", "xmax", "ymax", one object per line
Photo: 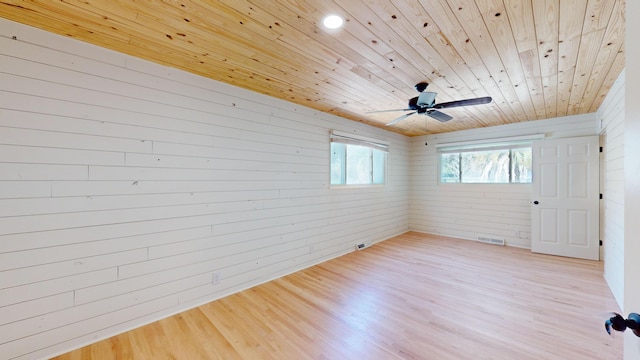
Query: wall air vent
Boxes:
[{"xmin": 477, "ymin": 236, "xmax": 505, "ymax": 246}]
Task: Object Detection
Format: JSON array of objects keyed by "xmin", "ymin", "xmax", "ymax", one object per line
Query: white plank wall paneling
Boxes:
[
  {"xmin": 0, "ymin": 18, "xmax": 409, "ymax": 360},
  {"xmin": 598, "ymin": 70, "xmax": 625, "ymax": 309},
  {"xmin": 409, "ymin": 113, "xmax": 600, "ymax": 249}
]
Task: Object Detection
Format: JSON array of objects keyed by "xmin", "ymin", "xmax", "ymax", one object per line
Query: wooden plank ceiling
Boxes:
[{"xmin": 0, "ymin": 0, "xmax": 625, "ymax": 136}]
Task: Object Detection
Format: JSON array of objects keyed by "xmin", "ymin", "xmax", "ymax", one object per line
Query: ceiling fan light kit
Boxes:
[{"xmin": 417, "ymin": 92, "xmax": 437, "ymax": 107}]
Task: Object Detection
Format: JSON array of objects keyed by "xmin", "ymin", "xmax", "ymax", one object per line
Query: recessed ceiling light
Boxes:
[{"xmin": 323, "ymin": 15, "xmax": 344, "ymax": 29}]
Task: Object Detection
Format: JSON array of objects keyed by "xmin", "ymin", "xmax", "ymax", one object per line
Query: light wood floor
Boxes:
[{"xmin": 53, "ymin": 232, "xmax": 622, "ymax": 359}]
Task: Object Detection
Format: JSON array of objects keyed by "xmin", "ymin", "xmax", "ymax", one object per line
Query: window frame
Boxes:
[
  {"xmin": 437, "ymin": 138, "xmax": 535, "ymax": 184},
  {"xmin": 330, "ymin": 130, "xmax": 389, "ymax": 188}
]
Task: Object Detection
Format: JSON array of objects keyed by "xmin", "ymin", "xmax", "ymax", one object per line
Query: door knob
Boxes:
[{"xmin": 533, "ymin": 201, "xmax": 539, "ymax": 205}]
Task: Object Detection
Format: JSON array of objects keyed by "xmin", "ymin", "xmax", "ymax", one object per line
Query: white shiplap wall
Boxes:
[
  {"xmin": 598, "ymin": 70, "xmax": 625, "ymax": 309},
  {"xmin": 0, "ymin": 18, "xmax": 409, "ymax": 360},
  {"xmin": 409, "ymin": 114, "xmax": 599, "ymax": 248}
]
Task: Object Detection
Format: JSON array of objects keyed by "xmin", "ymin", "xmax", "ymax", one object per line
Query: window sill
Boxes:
[{"xmin": 330, "ymin": 184, "xmax": 385, "ymax": 190}]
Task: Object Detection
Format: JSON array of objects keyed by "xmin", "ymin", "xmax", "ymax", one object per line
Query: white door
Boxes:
[{"xmin": 531, "ymin": 136, "xmax": 600, "ymax": 260}]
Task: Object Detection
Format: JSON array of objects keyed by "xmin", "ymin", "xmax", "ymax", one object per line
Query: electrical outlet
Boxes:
[
  {"xmin": 212, "ymin": 272, "xmax": 221, "ymax": 285},
  {"xmin": 309, "ymin": 245, "xmax": 315, "ymax": 254}
]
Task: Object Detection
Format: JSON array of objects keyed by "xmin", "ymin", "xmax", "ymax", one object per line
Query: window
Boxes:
[
  {"xmin": 330, "ymin": 131, "xmax": 388, "ymax": 186},
  {"xmin": 439, "ymin": 142, "xmax": 533, "ymax": 184}
]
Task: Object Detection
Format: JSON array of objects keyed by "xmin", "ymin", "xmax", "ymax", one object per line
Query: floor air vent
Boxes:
[{"xmin": 477, "ymin": 236, "xmax": 505, "ymax": 246}]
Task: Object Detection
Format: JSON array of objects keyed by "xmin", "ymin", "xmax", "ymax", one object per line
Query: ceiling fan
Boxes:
[{"xmin": 367, "ymin": 82, "xmax": 492, "ymax": 126}]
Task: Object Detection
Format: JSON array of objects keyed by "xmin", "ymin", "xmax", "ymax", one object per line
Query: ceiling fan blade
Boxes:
[
  {"xmin": 433, "ymin": 96, "xmax": 492, "ymax": 109},
  {"xmin": 427, "ymin": 110, "xmax": 453, "ymax": 122},
  {"xmin": 386, "ymin": 111, "xmax": 416, "ymax": 126},
  {"xmin": 365, "ymin": 108, "xmax": 412, "ymax": 114}
]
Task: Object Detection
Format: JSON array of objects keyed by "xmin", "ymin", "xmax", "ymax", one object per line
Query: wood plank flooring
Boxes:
[{"xmin": 53, "ymin": 232, "xmax": 622, "ymax": 359}]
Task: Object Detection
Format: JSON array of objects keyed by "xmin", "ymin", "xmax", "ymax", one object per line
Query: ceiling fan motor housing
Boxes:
[{"xmin": 414, "ymin": 82, "xmax": 429, "ymax": 92}]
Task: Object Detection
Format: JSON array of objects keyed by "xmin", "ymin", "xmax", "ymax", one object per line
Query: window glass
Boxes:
[
  {"xmin": 460, "ymin": 149, "xmax": 510, "ymax": 183},
  {"xmin": 440, "ymin": 153, "xmax": 460, "ymax": 183},
  {"xmin": 372, "ymin": 149, "xmax": 385, "ymax": 184},
  {"xmin": 439, "ymin": 145, "xmax": 531, "ymax": 184},
  {"xmin": 346, "ymin": 144, "xmax": 371, "ymax": 184},
  {"xmin": 330, "ymin": 142, "xmax": 346, "ymax": 185},
  {"xmin": 511, "ymin": 147, "xmax": 532, "ymax": 183},
  {"xmin": 331, "ymin": 143, "xmax": 385, "ymax": 186}
]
